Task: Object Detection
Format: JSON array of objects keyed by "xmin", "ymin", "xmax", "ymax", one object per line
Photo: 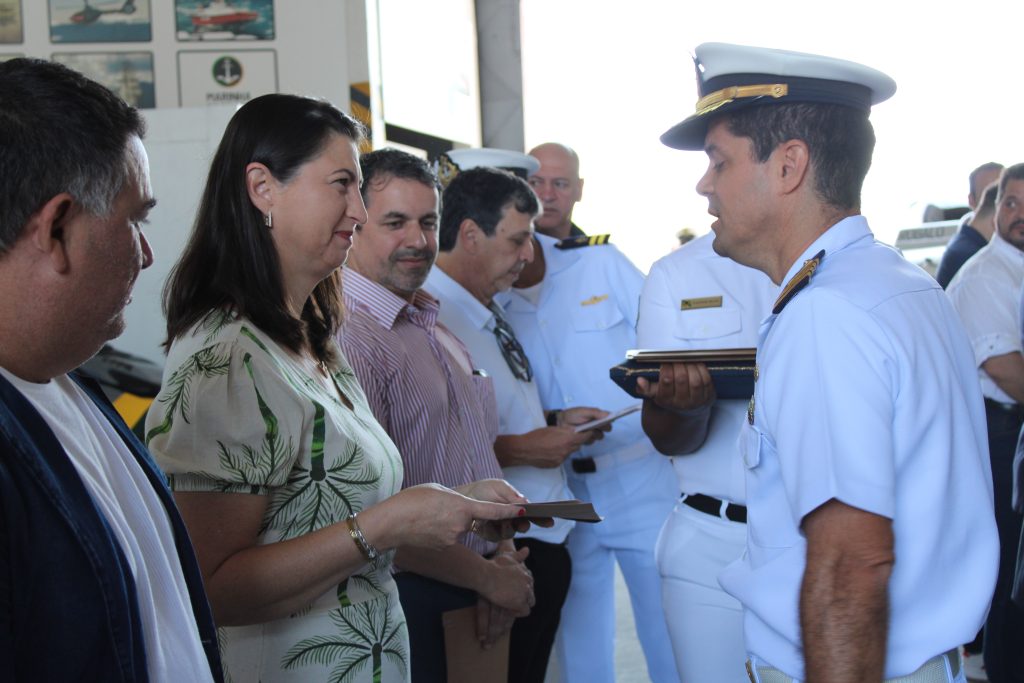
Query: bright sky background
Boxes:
[{"xmin": 520, "ymin": 0, "xmax": 1024, "ymax": 273}]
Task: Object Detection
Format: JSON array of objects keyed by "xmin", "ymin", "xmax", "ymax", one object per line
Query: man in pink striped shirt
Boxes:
[{"xmin": 337, "ymin": 148, "xmax": 534, "ymax": 683}]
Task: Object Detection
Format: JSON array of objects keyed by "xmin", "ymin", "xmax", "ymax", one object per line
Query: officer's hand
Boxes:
[
  {"xmin": 636, "ymin": 362, "xmax": 715, "ymax": 413},
  {"xmin": 559, "ymin": 406, "xmax": 611, "ymax": 444},
  {"xmin": 517, "ymin": 425, "xmax": 596, "ymax": 467}
]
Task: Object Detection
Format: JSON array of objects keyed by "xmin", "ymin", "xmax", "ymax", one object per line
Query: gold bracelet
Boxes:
[{"xmin": 345, "ymin": 513, "xmax": 379, "ymax": 564}]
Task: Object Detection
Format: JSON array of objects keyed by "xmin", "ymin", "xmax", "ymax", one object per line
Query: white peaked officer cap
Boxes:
[
  {"xmin": 660, "ymin": 42, "xmax": 897, "ymax": 151},
  {"xmin": 446, "ymin": 148, "xmax": 540, "ymax": 177},
  {"xmin": 436, "ymin": 147, "xmax": 540, "ymax": 189}
]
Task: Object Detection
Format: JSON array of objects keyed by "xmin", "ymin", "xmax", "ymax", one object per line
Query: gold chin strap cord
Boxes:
[{"xmin": 695, "ymin": 83, "xmax": 789, "ymax": 116}]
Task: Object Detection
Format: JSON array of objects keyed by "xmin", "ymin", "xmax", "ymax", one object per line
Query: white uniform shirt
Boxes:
[
  {"xmin": 947, "ymin": 230, "xmax": 1024, "ymax": 403},
  {"xmin": 636, "ymin": 233, "xmax": 776, "ymax": 502},
  {"xmin": 718, "ymin": 216, "xmax": 999, "ymax": 679},
  {"xmin": 425, "ymin": 266, "xmax": 574, "ymax": 543},
  {"xmin": 501, "ymin": 234, "xmax": 651, "ymax": 463}
]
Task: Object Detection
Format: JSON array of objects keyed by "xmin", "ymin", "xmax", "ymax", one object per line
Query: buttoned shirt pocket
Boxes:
[
  {"xmin": 569, "ymin": 298, "xmax": 625, "ymax": 333},
  {"xmin": 740, "ymin": 423, "xmax": 800, "ymax": 549},
  {"xmin": 673, "ymin": 307, "xmax": 742, "ymax": 342}
]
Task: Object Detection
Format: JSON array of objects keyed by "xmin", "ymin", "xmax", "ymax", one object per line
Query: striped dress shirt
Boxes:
[{"xmin": 338, "ymin": 267, "xmax": 503, "ymax": 555}]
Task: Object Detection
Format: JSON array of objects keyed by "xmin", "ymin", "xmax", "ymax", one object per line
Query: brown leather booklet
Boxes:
[{"xmin": 521, "ymin": 500, "xmax": 602, "ymax": 523}]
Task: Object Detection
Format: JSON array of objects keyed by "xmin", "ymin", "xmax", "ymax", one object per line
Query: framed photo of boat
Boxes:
[
  {"xmin": 48, "ymin": 0, "xmax": 152, "ymax": 43},
  {"xmin": 175, "ymin": 0, "xmax": 274, "ymax": 42},
  {"xmin": 52, "ymin": 51, "xmax": 155, "ymax": 108},
  {"xmin": 0, "ymin": 1, "xmax": 23, "ymax": 44}
]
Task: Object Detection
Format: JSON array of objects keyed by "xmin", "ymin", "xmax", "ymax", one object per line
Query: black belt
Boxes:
[
  {"xmin": 571, "ymin": 457, "xmax": 596, "ymax": 474},
  {"xmin": 683, "ymin": 493, "xmax": 747, "ymax": 524},
  {"xmin": 984, "ymin": 397, "xmax": 1024, "ymax": 420}
]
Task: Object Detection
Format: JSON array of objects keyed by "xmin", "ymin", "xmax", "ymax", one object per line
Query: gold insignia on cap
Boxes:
[
  {"xmin": 581, "ymin": 294, "xmax": 608, "ymax": 306},
  {"xmin": 695, "ymin": 83, "xmax": 789, "ymax": 117},
  {"xmin": 680, "ymin": 296, "xmax": 723, "ymax": 311},
  {"xmin": 772, "ymin": 249, "xmax": 826, "ymax": 315},
  {"xmin": 436, "ymin": 153, "xmax": 460, "ymax": 190}
]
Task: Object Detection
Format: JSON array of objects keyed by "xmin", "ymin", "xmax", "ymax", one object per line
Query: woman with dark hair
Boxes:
[{"xmin": 145, "ymin": 94, "xmax": 528, "ymax": 682}]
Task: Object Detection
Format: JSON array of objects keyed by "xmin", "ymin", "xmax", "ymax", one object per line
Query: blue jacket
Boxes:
[{"xmin": 0, "ymin": 371, "xmax": 223, "ymax": 682}]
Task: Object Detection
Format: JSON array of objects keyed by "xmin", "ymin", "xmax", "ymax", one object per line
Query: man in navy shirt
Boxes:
[{"xmin": 936, "ymin": 162, "xmax": 1003, "ymax": 288}]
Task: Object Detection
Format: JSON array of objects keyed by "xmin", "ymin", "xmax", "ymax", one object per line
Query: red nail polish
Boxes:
[{"xmin": 518, "ymin": 508, "xmax": 526, "ymax": 517}]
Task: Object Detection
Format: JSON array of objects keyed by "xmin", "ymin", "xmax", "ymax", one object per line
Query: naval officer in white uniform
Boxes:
[
  {"xmin": 659, "ymin": 42, "xmax": 998, "ymax": 683},
  {"xmin": 636, "ymin": 231, "xmax": 775, "ymax": 682},
  {"xmin": 502, "ymin": 231, "xmax": 679, "ymax": 683}
]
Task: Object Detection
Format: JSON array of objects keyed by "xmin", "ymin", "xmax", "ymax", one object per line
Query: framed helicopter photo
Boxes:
[
  {"xmin": 0, "ymin": 1, "xmax": 23, "ymax": 44},
  {"xmin": 174, "ymin": 0, "xmax": 274, "ymax": 42},
  {"xmin": 52, "ymin": 51, "xmax": 155, "ymax": 108},
  {"xmin": 49, "ymin": 0, "xmax": 152, "ymax": 43}
]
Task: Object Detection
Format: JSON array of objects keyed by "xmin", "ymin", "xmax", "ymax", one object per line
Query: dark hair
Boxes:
[
  {"xmin": 359, "ymin": 148, "xmax": 438, "ymax": 206},
  {"xmin": 970, "ymin": 162, "xmax": 1004, "ymax": 199},
  {"xmin": 0, "ymin": 58, "xmax": 145, "ymax": 251},
  {"xmin": 724, "ymin": 103, "xmax": 875, "ymax": 211},
  {"xmin": 163, "ymin": 93, "xmax": 365, "ymax": 363},
  {"xmin": 439, "ymin": 167, "xmax": 539, "ymax": 251},
  {"xmin": 997, "ymin": 163, "xmax": 1024, "ymax": 204}
]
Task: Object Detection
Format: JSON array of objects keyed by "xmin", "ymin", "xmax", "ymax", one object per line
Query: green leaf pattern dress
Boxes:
[{"xmin": 146, "ymin": 314, "xmax": 409, "ymax": 683}]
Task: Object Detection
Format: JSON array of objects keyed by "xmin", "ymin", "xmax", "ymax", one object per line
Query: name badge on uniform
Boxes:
[
  {"xmin": 581, "ymin": 294, "xmax": 608, "ymax": 306},
  {"xmin": 680, "ymin": 296, "xmax": 723, "ymax": 311}
]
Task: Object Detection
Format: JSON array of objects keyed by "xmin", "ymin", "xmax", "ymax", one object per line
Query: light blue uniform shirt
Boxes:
[{"xmin": 718, "ymin": 216, "xmax": 999, "ymax": 679}]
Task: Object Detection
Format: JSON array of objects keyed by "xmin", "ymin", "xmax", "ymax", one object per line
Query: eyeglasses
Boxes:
[
  {"xmin": 528, "ymin": 177, "xmax": 574, "ymax": 192},
  {"xmin": 488, "ymin": 302, "xmax": 533, "ymax": 382}
]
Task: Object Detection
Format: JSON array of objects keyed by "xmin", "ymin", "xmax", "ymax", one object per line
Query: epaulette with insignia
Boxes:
[
  {"xmin": 772, "ymin": 249, "xmax": 825, "ymax": 314},
  {"xmin": 555, "ymin": 234, "xmax": 611, "ymax": 250}
]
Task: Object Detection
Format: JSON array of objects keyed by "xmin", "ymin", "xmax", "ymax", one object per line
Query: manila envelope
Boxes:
[{"xmin": 443, "ymin": 605, "xmax": 509, "ymax": 683}]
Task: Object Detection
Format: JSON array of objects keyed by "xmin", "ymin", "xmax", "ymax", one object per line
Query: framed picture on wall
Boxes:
[
  {"xmin": 0, "ymin": 53, "xmax": 24, "ymax": 61},
  {"xmin": 0, "ymin": 1, "xmax": 23, "ymax": 44},
  {"xmin": 175, "ymin": 0, "xmax": 274, "ymax": 42},
  {"xmin": 49, "ymin": 0, "xmax": 152, "ymax": 43},
  {"xmin": 53, "ymin": 51, "xmax": 155, "ymax": 108},
  {"xmin": 177, "ymin": 48, "xmax": 276, "ymax": 106}
]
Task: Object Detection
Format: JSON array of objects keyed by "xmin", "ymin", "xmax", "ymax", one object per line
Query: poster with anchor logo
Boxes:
[{"xmin": 177, "ymin": 49, "xmax": 276, "ymax": 106}]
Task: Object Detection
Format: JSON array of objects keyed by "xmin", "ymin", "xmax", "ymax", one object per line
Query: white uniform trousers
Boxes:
[
  {"xmin": 554, "ymin": 451, "xmax": 679, "ymax": 683},
  {"xmin": 658, "ymin": 499, "xmax": 749, "ymax": 682}
]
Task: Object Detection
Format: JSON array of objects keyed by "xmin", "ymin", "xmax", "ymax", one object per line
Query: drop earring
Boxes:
[{"xmin": 263, "ymin": 210, "xmax": 273, "ymax": 228}]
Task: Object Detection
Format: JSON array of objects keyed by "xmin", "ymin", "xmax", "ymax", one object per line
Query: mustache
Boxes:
[{"xmin": 391, "ymin": 247, "xmax": 435, "ymax": 262}]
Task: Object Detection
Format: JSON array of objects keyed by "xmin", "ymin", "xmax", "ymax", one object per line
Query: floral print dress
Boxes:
[{"xmin": 146, "ymin": 312, "xmax": 408, "ymax": 683}]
